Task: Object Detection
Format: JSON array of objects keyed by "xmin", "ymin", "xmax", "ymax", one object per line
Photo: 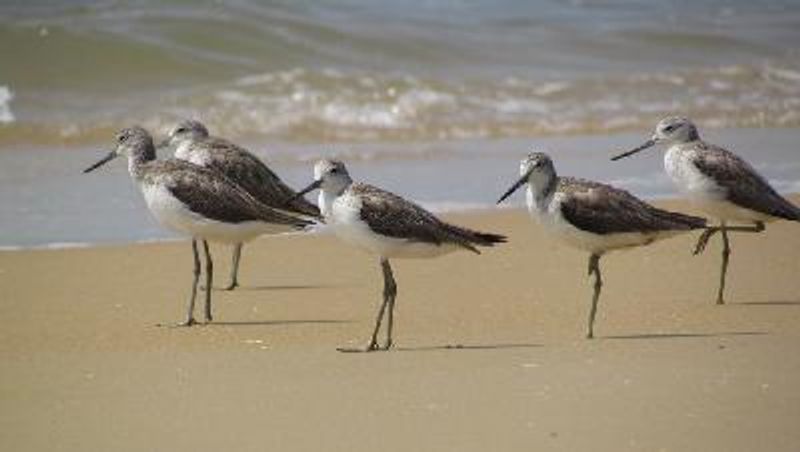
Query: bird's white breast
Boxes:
[
  {"xmin": 665, "ymin": 146, "xmax": 770, "ymax": 222},
  {"xmin": 664, "ymin": 146, "xmax": 724, "ymax": 201},
  {"xmin": 138, "ymin": 180, "xmax": 291, "ymax": 244}
]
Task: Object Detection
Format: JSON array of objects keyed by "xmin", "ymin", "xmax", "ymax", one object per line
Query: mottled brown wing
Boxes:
[
  {"xmin": 153, "ymin": 160, "xmax": 311, "ymax": 228},
  {"xmin": 559, "ymin": 178, "xmax": 705, "ymax": 235},
  {"xmin": 691, "ymin": 143, "xmax": 800, "ymax": 220},
  {"xmin": 353, "ymin": 184, "xmax": 506, "ymax": 252},
  {"xmin": 200, "ymin": 137, "xmax": 321, "ymax": 218},
  {"xmin": 354, "ymin": 184, "xmax": 447, "ymax": 244}
]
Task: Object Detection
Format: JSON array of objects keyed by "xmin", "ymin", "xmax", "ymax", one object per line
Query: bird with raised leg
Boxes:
[
  {"xmin": 84, "ymin": 127, "xmax": 311, "ymax": 326},
  {"xmin": 611, "ymin": 117, "xmax": 800, "ymax": 305},
  {"xmin": 161, "ymin": 119, "xmax": 321, "ymax": 291},
  {"xmin": 293, "ymin": 159, "xmax": 506, "ymax": 352},
  {"xmin": 498, "ymin": 152, "xmax": 708, "ymax": 339}
]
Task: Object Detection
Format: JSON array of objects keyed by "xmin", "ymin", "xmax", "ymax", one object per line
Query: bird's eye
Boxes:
[
  {"xmin": 176, "ymin": 127, "xmax": 186, "ymax": 134},
  {"xmin": 330, "ymin": 167, "xmax": 339, "ymax": 174},
  {"xmin": 663, "ymin": 124, "xmax": 676, "ymax": 133},
  {"xmin": 117, "ymin": 134, "xmax": 127, "ymax": 143}
]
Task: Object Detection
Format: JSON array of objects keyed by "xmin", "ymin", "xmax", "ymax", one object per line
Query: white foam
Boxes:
[{"xmin": 0, "ymin": 86, "xmax": 15, "ymax": 124}]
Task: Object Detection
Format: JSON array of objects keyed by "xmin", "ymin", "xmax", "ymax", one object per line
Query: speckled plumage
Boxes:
[
  {"xmin": 350, "ymin": 183, "xmax": 504, "ymax": 253},
  {"xmin": 298, "ymin": 159, "xmax": 505, "ymax": 351},
  {"xmin": 556, "ymin": 177, "xmax": 706, "ymax": 236},
  {"xmin": 141, "ymin": 159, "xmax": 312, "ymax": 228},
  {"xmin": 613, "ymin": 116, "xmax": 800, "ymax": 305},
  {"xmin": 164, "ymin": 119, "xmax": 320, "ymax": 290},
  {"xmin": 498, "ymin": 151, "xmax": 706, "ymax": 338},
  {"xmin": 84, "ymin": 126, "xmax": 310, "ymax": 325},
  {"xmin": 670, "ymin": 141, "xmax": 800, "ymax": 221},
  {"xmin": 168, "ymin": 120, "xmax": 320, "ymax": 219}
]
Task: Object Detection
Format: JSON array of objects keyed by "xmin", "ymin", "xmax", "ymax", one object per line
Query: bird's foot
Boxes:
[
  {"xmin": 337, "ymin": 340, "xmax": 384, "ymax": 353},
  {"xmin": 222, "ymin": 281, "xmax": 239, "ymax": 291},
  {"xmin": 157, "ymin": 317, "xmax": 199, "ymax": 328}
]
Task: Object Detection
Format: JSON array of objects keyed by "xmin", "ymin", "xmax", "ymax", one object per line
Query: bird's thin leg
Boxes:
[
  {"xmin": 362, "ymin": 258, "xmax": 394, "ymax": 352},
  {"xmin": 224, "ymin": 243, "xmax": 242, "ymax": 291},
  {"xmin": 694, "ymin": 221, "xmax": 765, "ymax": 255},
  {"xmin": 693, "ymin": 227, "xmax": 720, "ymax": 255},
  {"xmin": 716, "ymin": 224, "xmax": 731, "ymax": 305},
  {"xmin": 382, "ymin": 259, "xmax": 398, "ymax": 350},
  {"xmin": 587, "ymin": 253, "xmax": 603, "ymax": 339},
  {"xmin": 180, "ymin": 239, "xmax": 200, "ymax": 327},
  {"xmin": 202, "ymin": 240, "xmax": 214, "ymax": 322}
]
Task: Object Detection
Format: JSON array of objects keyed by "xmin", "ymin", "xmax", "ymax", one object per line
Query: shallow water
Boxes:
[{"xmin": 1, "ymin": 128, "xmax": 798, "ymax": 248}]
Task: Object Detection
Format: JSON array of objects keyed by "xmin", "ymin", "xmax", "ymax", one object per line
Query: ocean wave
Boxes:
[
  {"xmin": 0, "ymin": 86, "xmax": 15, "ymax": 124},
  {"xmin": 2, "ymin": 60, "xmax": 800, "ymax": 148}
]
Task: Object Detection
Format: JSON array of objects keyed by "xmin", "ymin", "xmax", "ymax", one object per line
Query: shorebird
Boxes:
[
  {"xmin": 83, "ymin": 126, "xmax": 311, "ymax": 326},
  {"xmin": 161, "ymin": 119, "xmax": 320, "ymax": 290},
  {"xmin": 293, "ymin": 159, "xmax": 506, "ymax": 352},
  {"xmin": 497, "ymin": 152, "xmax": 707, "ymax": 339},
  {"xmin": 611, "ymin": 117, "xmax": 800, "ymax": 304}
]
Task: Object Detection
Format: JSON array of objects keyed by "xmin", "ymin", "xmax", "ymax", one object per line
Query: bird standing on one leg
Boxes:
[
  {"xmin": 294, "ymin": 159, "xmax": 506, "ymax": 351},
  {"xmin": 612, "ymin": 117, "xmax": 800, "ymax": 304},
  {"xmin": 84, "ymin": 127, "xmax": 311, "ymax": 326},
  {"xmin": 498, "ymin": 152, "xmax": 707, "ymax": 339},
  {"xmin": 161, "ymin": 120, "xmax": 321, "ymax": 290}
]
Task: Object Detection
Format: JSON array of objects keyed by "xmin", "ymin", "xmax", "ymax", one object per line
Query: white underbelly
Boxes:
[
  {"xmin": 687, "ymin": 197, "xmax": 773, "ymax": 223},
  {"xmin": 664, "ymin": 147, "xmax": 772, "ymax": 223},
  {"xmin": 530, "ymin": 194, "xmax": 680, "ymax": 254},
  {"xmin": 542, "ymin": 215, "xmax": 671, "ymax": 253},
  {"xmin": 334, "ymin": 224, "xmax": 459, "ymax": 258},
  {"xmin": 330, "ymin": 196, "xmax": 459, "ymax": 259},
  {"xmin": 140, "ymin": 183, "xmax": 293, "ymax": 243}
]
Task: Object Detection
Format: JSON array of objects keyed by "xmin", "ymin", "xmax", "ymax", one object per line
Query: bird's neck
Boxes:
[
  {"xmin": 128, "ymin": 146, "xmax": 157, "ymax": 180},
  {"xmin": 319, "ymin": 180, "xmax": 353, "ymax": 219},
  {"xmin": 173, "ymin": 141, "xmax": 194, "ymax": 161},
  {"xmin": 529, "ymin": 171, "xmax": 558, "ymax": 208}
]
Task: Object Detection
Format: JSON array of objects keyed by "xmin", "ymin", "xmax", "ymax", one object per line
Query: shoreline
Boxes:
[
  {"xmin": 4, "ymin": 126, "xmax": 800, "ymax": 248},
  {"xmin": 2, "ymin": 190, "xmax": 799, "ymax": 251}
]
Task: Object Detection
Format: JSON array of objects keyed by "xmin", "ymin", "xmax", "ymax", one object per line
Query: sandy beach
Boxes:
[{"xmin": 1, "ymin": 200, "xmax": 799, "ymax": 451}]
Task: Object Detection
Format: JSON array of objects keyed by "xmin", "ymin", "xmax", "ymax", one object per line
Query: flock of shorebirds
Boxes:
[{"xmin": 83, "ymin": 116, "xmax": 800, "ymax": 352}]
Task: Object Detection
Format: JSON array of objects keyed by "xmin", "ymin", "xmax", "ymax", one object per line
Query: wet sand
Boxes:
[{"xmin": 1, "ymin": 201, "xmax": 799, "ymax": 451}]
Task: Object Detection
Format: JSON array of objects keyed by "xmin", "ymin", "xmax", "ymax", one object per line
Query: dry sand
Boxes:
[{"xmin": 1, "ymin": 200, "xmax": 799, "ymax": 451}]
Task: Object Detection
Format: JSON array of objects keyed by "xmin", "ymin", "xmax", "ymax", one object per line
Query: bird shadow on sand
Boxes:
[
  {"xmin": 736, "ymin": 300, "xmax": 800, "ymax": 306},
  {"xmin": 206, "ymin": 319, "xmax": 352, "ymax": 327},
  {"xmin": 229, "ymin": 283, "xmax": 346, "ymax": 292},
  {"xmin": 603, "ymin": 331, "xmax": 766, "ymax": 341},
  {"xmin": 391, "ymin": 342, "xmax": 543, "ymax": 353}
]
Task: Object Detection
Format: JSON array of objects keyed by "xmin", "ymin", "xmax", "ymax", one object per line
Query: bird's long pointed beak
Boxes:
[
  {"xmin": 83, "ymin": 151, "xmax": 118, "ymax": 174},
  {"xmin": 497, "ymin": 172, "xmax": 530, "ymax": 204},
  {"xmin": 610, "ymin": 138, "xmax": 656, "ymax": 161},
  {"xmin": 290, "ymin": 179, "xmax": 322, "ymax": 203}
]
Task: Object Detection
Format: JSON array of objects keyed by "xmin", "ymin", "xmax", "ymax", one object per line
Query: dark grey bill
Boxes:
[
  {"xmin": 83, "ymin": 151, "xmax": 117, "ymax": 174},
  {"xmin": 610, "ymin": 138, "xmax": 656, "ymax": 161}
]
